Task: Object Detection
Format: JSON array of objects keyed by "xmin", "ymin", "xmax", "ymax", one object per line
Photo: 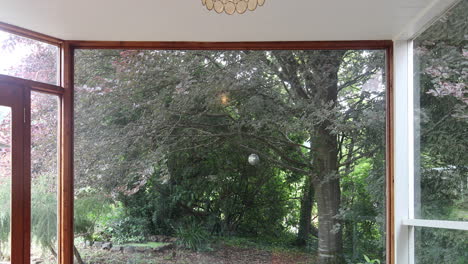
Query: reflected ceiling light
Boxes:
[
  {"xmin": 248, "ymin": 154, "xmax": 260, "ymax": 166},
  {"xmin": 202, "ymin": 0, "xmax": 266, "ymax": 15}
]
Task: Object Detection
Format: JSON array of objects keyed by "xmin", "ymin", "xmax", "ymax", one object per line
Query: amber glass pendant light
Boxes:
[{"xmin": 202, "ymin": 0, "xmax": 266, "ymax": 15}]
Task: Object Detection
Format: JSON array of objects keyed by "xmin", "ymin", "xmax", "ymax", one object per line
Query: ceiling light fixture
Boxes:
[{"xmin": 202, "ymin": 0, "xmax": 266, "ymax": 15}]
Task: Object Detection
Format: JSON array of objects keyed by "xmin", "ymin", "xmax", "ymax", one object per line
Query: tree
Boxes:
[{"xmin": 257, "ymin": 50, "xmax": 386, "ymax": 263}]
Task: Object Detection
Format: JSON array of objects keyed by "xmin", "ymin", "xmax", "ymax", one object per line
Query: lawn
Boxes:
[{"xmin": 120, "ymin": 242, "xmax": 170, "ymax": 248}]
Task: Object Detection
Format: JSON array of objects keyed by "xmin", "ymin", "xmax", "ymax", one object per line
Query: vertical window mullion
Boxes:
[
  {"xmin": 407, "ymin": 40, "xmax": 416, "ymax": 264},
  {"xmin": 394, "ymin": 40, "xmax": 412, "ymax": 264}
]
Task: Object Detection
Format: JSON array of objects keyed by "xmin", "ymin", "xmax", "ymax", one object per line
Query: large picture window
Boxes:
[{"xmin": 72, "ymin": 48, "xmax": 389, "ymax": 264}]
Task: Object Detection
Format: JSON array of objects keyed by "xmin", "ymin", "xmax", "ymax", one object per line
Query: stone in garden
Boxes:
[
  {"xmin": 148, "ymin": 235, "xmax": 158, "ymax": 241},
  {"xmin": 111, "ymin": 245, "xmax": 123, "ymax": 252},
  {"xmin": 135, "ymin": 247, "xmax": 147, "ymax": 253},
  {"xmin": 153, "ymin": 243, "xmax": 174, "ymax": 252},
  {"xmin": 102, "ymin": 242, "xmax": 112, "ymax": 250},
  {"xmin": 94, "ymin": 241, "xmax": 103, "ymax": 248},
  {"xmin": 85, "ymin": 240, "xmax": 93, "ymax": 247},
  {"xmin": 150, "ymin": 234, "xmax": 176, "ymax": 242},
  {"xmin": 123, "ymin": 246, "xmax": 135, "ymax": 253},
  {"xmin": 154, "ymin": 235, "xmax": 166, "ymax": 242}
]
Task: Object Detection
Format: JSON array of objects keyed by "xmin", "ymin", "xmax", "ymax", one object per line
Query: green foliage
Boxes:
[
  {"xmin": 0, "ymin": 174, "xmax": 58, "ymax": 259},
  {"xmin": 74, "ymin": 190, "xmax": 113, "ymax": 242},
  {"xmin": 103, "ymin": 141, "xmax": 295, "ymax": 244},
  {"xmin": 76, "ymin": 190, "xmax": 152, "ymax": 244},
  {"xmin": 410, "ymin": 2, "xmax": 468, "ymax": 263},
  {"xmin": 414, "ymin": 0, "xmax": 468, "ymax": 223},
  {"xmin": 419, "ymin": 168, "xmax": 467, "ymax": 220},
  {"xmin": 357, "ymin": 254, "xmax": 381, "ymax": 264},
  {"xmin": 341, "ymin": 159, "xmax": 385, "ymax": 262},
  {"xmin": 107, "ymin": 179, "xmax": 164, "ymax": 242},
  {"xmin": 31, "ymin": 174, "xmax": 57, "ymax": 251},
  {"xmin": 415, "ymin": 227, "xmax": 468, "ymax": 264},
  {"xmin": 175, "ymin": 220, "xmax": 211, "ymax": 251},
  {"xmin": 108, "ymin": 215, "xmax": 151, "ymax": 243},
  {"xmin": 0, "ymin": 178, "xmax": 10, "ymax": 258}
]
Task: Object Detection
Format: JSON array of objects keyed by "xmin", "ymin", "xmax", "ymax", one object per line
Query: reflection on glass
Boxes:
[
  {"xmin": 0, "ymin": 30, "xmax": 59, "ymax": 85},
  {"xmin": 31, "ymin": 92, "xmax": 58, "ymax": 263},
  {"xmin": 413, "ymin": 0, "xmax": 468, "ymax": 221},
  {"xmin": 0, "ymin": 106, "xmax": 11, "ymax": 261},
  {"xmin": 415, "ymin": 227, "xmax": 468, "ymax": 264}
]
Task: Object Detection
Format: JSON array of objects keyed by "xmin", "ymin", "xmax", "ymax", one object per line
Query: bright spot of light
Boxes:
[
  {"xmin": 220, "ymin": 93, "xmax": 229, "ymax": 105},
  {"xmin": 0, "ymin": 31, "xmax": 29, "ymax": 75}
]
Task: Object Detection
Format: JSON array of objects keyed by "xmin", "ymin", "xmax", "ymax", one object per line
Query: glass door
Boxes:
[{"xmin": 0, "ymin": 83, "xmax": 30, "ymax": 264}]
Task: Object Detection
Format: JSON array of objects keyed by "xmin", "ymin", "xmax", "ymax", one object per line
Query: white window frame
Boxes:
[{"xmin": 393, "ymin": 1, "xmax": 468, "ymax": 263}]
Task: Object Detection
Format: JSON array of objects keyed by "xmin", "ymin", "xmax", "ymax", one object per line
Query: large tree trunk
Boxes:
[
  {"xmin": 309, "ymin": 52, "xmax": 345, "ymax": 263},
  {"xmin": 269, "ymin": 50, "xmax": 346, "ymax": 262},
  {"xmin": 311, "ymin": 123, "xmax": 344, "ymax": 263},
  {"xmin": 297, "ymin": 175, "xmax": 315, "ymax": 246},
  {"xmin": 314, "ymin": 178, "xmax": 343, "ymax": 264}
]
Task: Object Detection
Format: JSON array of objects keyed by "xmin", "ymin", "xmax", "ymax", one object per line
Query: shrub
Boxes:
[
  {"xmin": 357, "ymin": 255, "xmax": 381, "ymax": 264},
  {"xmin": 107, "ymin": 216, "xmax": 150, "ymax": 243},
  {"xmin": 74, "ymin": 190, "xmax": 113, "ymax": 242},
  {"xmin": 175, "ymin": 221, "xmax": 211, "ymax": 251}
]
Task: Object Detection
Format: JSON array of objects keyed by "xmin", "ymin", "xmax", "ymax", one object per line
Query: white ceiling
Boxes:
[{"xmin": 0, "ymin": 0, "xmax": 459, "ymax": 41}]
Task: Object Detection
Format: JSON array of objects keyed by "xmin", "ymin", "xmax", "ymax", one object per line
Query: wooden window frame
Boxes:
[
  {"xmin": 0, "ymin": 81, "xmax": 29, "ymax": 264},
  {"xmin": 0, "ymin": 22, "xmax": 394, "ymax": 264},
  {"xmin": 0, "ymin": 22, "xmax": 70, "ymax": 264}
]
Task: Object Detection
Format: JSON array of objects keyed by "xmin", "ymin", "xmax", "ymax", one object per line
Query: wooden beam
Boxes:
[
  {"xmin": 0, "ymin": 74, "xmax": 64, "ymax": 95},
  {"xmin": 67, "ymin": 40, "xmax": 393, "ymax": 50},
  {"xmin": 23, "ymin": 87, "xmax": 31, "ymax": 264},
  {"xmin": 0, "ymin": 83, "xmax": 28, "ymax": 264},
  {"xmin": 59, "ymin": 42, "xmax": 74, "ymax": 264}
]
